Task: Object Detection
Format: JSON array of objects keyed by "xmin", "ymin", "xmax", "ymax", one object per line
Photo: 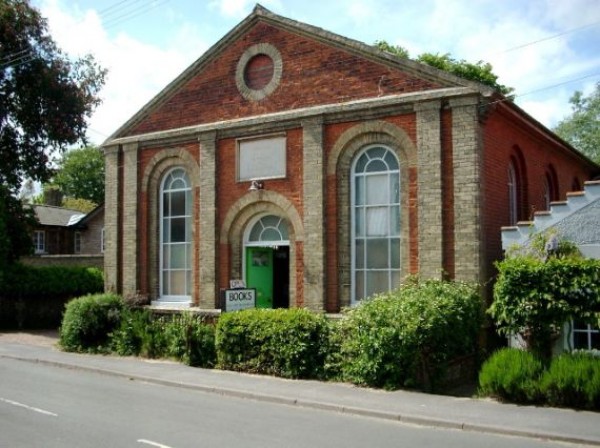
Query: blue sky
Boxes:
[{"xmin": 33, "ymin": 0, "xmax": 600, "ymax": 145}]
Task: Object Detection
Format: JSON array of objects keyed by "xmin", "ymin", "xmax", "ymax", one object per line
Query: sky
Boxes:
[{"xmin": 32, "ymin": 0, "xmax": 600, "ymax": 146}]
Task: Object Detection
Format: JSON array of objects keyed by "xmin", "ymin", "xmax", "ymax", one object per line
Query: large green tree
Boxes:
[
  {"xmin": 52, "ymin": 145, "xmax": 105, "ymax": 205},
  {"xmin": 0, "ymin": 0, "xmax": 106, "ymax": 265},
  {"xmin": 553, "ymin": 82, "xmax": 600, "ymax": 164},
  {"xmin": 375, "ymin": 40, "xmax": 514, "ymax": 97}
]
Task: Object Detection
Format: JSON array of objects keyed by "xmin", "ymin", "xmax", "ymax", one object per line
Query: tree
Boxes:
[
  {"xmin": 52, "ymin": 146, "xmax": 105, "ymax": 205},
  {"xmin": 374, "ymin": 40, "xmax": 514, "ymax": 97},
  {"xmin": 0, "ymin": 0, "xmax": 106, "ymax": 263},
  {"xmin": 553, "ymin": 82, "xmax": 600, "ymax": 164}
]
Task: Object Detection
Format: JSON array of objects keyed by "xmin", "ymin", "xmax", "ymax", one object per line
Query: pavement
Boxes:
[{"xmin": 1, "ymin": 331, "xmax": 599, "ymax": 446}]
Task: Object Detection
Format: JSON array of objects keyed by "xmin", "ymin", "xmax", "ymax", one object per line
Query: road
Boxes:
[{"xmin": 0, "ymin": 357, "xmax": 576, "ymax": 448}]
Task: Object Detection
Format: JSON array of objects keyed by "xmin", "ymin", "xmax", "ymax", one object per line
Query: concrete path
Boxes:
[{"xmin": 1, "ymin": 334, "xmax": 599, "ymax": 446}]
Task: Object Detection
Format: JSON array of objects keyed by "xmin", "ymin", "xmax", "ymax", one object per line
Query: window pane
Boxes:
[
  {"xmin": 171, "ymin": 191, "xmax": 186, "ymax": 216},
  {"xmin": 163, "ymin": 193, "xmax": 170, "ymax": 217},
  {"xmin": 162, "ymin": 246, "xmax": 170, "ymax": 269},
  {"xmin": 355, "ymin": 207, "xmax": 365, "ymax": 236},
  {"xmin": 366, "ymin": 174, "xmax": 388, "ymax": 204},
  {"xmin": 574, "ymin": 332, "xmax": 589, "ymax": 350},
  {"xmin": 366, "ymin": 271, "xmax": 388, "ymax": 298},
  {"xmin": 170, "ymin": 244, "xmax": 186, "ymax": 269},
  {"xmin": 366, "ymin": 159, "xmax": 388, "ymax": 173},
  {"xmin": 163, "ymin": 219, "xmax": 170, "ymax": 242},
  {"xmin": 170, "ymin": 271, "xmax": 186, "ymax": 296},
  {"xmin": 368, "ymin": 146, "xmax": 385, "ymax": 160},
  {"xmin": 355, "ymin": 239, "xmax": 364, "ymax": 269},
  {"xmin": 366, "ymin": 238, "xmax": 388, "ymax": 269},
  {"xmin": 367, "ymin": 207, "xmax": 388, "ymax": 236},
  {"xmin": 355, "ymin": 153, "xmax": 368, "ymax": 173},
  {"xmin": 162, "ymin": 271, "xmax": 170, "ymax": 295},
  {"xmin": 171, "ymin": 178, "xmax": 185, "ymax": 190},
  {"xmin": 354, "ymin": 271, "xmax": 365, "ymax": 302},
  {"xmin": 171, "ymin": 218, "xmax": 186, "ymax": 242},
  {"xmin": 391, "ymin": 270, "xmax": 401, "ymax": 290},
  {"xmin": 390, "ymin": 205, "xmax": 400, "ymax": 236},
  {"xmin": 390, "ymin": 238, "xmax": 400, "ymax": 269},
  {"xmin": 262, "ymin": 228, "xmax": 281, "ymax": 241},
  {"xmin": 355, "ymin": 176, "xmax": 365, "ymax": 205},
  {"xmin": 384, "ymin": 150, "xmax": 399, "ymax": 170},
  {"xmin": 390, "ymin": 175, "xmax": 399, "ymax": 204},
  {"xmin": 262, "ymin": 215, "xmax": 280, "ymax": 228}
]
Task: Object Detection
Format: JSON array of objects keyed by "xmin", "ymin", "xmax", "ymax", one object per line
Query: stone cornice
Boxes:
[{"xmin": 103, "ymin": 87, "xmax": 475, "ymax": 148}]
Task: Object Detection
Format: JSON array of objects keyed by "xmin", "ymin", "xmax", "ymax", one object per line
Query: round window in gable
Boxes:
[{"xmin": 236, "ymin": 43, "xmax": 282, "ymax": 101}]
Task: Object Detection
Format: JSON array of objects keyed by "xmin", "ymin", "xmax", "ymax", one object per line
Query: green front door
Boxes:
[{"xmin": 246, "ymin": 247, "xmax": 273, "ymax": 308}]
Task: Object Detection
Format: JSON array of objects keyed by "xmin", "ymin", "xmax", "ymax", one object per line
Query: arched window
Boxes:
[
  {"xmin": 160, "ymin": 168, "xmax": 192, "ymax": 300},
  {"xmin": 247, "ymin": 215, "xmax": 289, "ymax": 245},
  {"xmin": 351, "ymin": 145, "xmax": 400, "ymax": 303},
  {"xmin": 544, "ymin": 165, "xmax": 559, "ymax": 210},
  {"xmin": 508, "ymin": 162, "xmax": 518, "ymax": 226}
]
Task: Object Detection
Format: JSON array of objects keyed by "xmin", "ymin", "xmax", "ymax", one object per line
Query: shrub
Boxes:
[
  {"xmin": 215, "ymin": 308, "xmax": 331, "ymax": 379},
  {"xmin": 110, "ymin": 308, "xmax": 154, "ymax": 356},
  {"xmin": 164, "ymin": 312, "xmax": 216, "ymax": 367},
  {"xmin": 540, "ymin": 352, "xmax": 600, "ymax": 410},
  {"xmin": 338, "ymin": 278, "xmax": 482, "ymax": 391},
  {"xmin": 59, "ymin": 293, "xmax": 124, "ymax": 353},
  {"xmin": 0, "ymin": 264, "xmax": 104, "ymax": 329},
  {"xmin": 478, "ymin": 348, "xmax": 544, "ymax": 403}
]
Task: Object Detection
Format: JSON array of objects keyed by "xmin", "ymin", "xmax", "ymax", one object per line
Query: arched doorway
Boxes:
[{"xmin": 243, "ymin": 214, "xmax": 290, "ymax": 308}]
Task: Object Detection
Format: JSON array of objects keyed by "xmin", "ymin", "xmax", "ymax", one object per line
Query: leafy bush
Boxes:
[
  {"xmin": 59, "ymin": 293, "xmax": 124, "ymax": 353},
  {"xmin": 490, "ymin": 255, "xmax": 600, "ymax": 359},
  {"xmin": 215, "ymin": 308, "xmax": 331, "ymax": 379},
  {"xmin": 337, "ymin": 279, "xmax": 482, "ymax": 391},
  {"xmin": 540, "ymin": 352, "xmax": 600, "ymax": 410},
  {"xmin": 0, "ymin": 264, "xmax": 104, "ymax": 329},
  {"xmin": 478, "ymin": 348, "xmax": 544, "ymax": 403},
  {"xmin": 164, "ymin": 312, "xmax": 216, "ymax": 367},
  {"xmin": 111, "ymin": 310, "xmax": 216, "ymax": 367}
]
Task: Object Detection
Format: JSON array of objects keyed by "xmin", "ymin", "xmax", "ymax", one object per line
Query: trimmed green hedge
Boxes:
[
  {"xmin": 0, "ymin": 264, "xmax": 104, "ymax": 329},
  {"xmin": 215, "ymin": 308, "xmax": 331, "ymax": 379},
  {"xmin": 336, "ymin": 279, "xmax": 483, "ymax": 391},
  {"xmin": 479, "ymin": 348, "xmax": 600, "ymax": 410}
]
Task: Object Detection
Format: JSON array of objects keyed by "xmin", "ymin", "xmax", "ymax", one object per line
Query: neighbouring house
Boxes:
[
  {"xmin": 24, "ymin": 203, "xmax": 105, "ymax": 269},
  {"xmin": 101, "ymin": 5, "xmax": 599, "ymax": 310},
  {"xmin": 502, "ymin": 180, "xmax": 600, "ymax": 352}
]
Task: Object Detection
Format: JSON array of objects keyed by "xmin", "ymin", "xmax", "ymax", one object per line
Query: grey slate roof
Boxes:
[{"xmin": 33, "ymin": 205, "xmax": 85, "ymax": 227}]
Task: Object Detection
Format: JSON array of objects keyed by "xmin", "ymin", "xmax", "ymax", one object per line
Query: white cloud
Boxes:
[{"xmin": 39, "ymin": 0, "xmax": 208, "ymax": 144}]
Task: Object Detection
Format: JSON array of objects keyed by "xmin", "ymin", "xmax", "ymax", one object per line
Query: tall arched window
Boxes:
[
  {"xmin": 160, "ymin": 168, "xmax": 192, "ymax": 300},
  {"xmin": 544, "ymin": 165, "xmax": 559, "ymax": 210},
  {"xmin": 508, "ymin": 162, "xmax": 518, "ymax": 225},
  {"xmin": 351, "ymin": 145, "xmax": 400, "ymax": 303}
]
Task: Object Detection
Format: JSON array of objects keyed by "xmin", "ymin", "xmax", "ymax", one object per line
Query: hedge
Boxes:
[
  {"xmin": 215, "ymin": 308, "xmax": 331, "ymax": 379},
  {"xmin": 0, "ymin": 264, "xmax": 104, "ymax": 329},
  {"xmin": 336, "ymin": 278, "xmax": 483, "ymax": 391}
]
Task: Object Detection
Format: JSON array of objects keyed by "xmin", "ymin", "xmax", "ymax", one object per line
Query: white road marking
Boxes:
[
  {"xmin": 0, "ymin": 397, "xmax": 58, "ymax": 417},
  {"xmin": 137, "ymin": 439, "xmax": 173, "ymax": 448}
]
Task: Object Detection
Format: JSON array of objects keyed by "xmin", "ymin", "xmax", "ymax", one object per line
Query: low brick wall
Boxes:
[{"xmin": 21, "ymin": 255, "xmax": 104, "ymax": 270}]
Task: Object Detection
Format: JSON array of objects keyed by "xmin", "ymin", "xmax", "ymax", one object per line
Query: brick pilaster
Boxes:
[
  {"xmin": 450, "ymin": 96, "xmax": 483, "ymax": 283},
  {"xmin": 122, "ymin": 142, "xmax": 139, "ymax": 296},
  {"xmin": 103, "ymin": 145, "xmax": 119, "ymax": 293},
  {"xmin": 302, "ymin": 117, "xmax": 326, "ymax": 311},
  {"xmin": 198, "ymin": 131, "xmax": 217, "ymax": 308},
  {"xmin": 415, "ymin": 100, "xmax": 443, "ymax": 279}
]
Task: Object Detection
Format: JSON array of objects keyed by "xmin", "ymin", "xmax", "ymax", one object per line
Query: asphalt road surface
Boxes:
[{"xmin": 0, "ymin": 357, "xmax": 573, "ymax": 448}]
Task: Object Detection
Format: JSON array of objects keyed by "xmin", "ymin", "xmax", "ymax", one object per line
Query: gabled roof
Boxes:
[
  {"xmin": 33, "ymin": 204, "xmax": 85, "ymax": 227},
  {"xmin": 105, "ymin": 4, "xmax": 492, "ymax": 143},
  {"xmin": 72, "ymin": 203, "xmax": 104, "ymax": 229}
]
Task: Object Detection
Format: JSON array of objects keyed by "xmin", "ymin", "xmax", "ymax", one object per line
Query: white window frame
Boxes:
[
  {"xmin": 237, "ymin": 135, "xmax": 286, "ymax": 181},
  {"xmin": 159, "ymin": 168, "xmax": 192, "ymax": 302},
  {"xmin": 74, "ymin": 231, "xmax": 82, "ymax": 254},
  {"xmin": 351, "ymin": 145, "xmax": 401, "ymax": 304},
  {"xmin": 34, "ymin": 230, "xmax": 45, "ymax": 254},
  {"xmin": 570, "ymin": 320, "xmax": 600, "ymax": 351}
]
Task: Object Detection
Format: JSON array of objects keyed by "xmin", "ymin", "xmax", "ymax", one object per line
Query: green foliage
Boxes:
[
  {"xmin": 490, "ymin": 256, "xmax": 600, "ymax": 358},
  {"xmin": 479, "ymin": 349, "xmax": 600, "ymax": 410},
  {"xmin": 478, "ymin": 348, "xmax": 543, "ymax": 403},
  {"xmin": 0, "ymin": 0, "xmax": 105, "ymax": 264},
  {"xmin": 0, "ymin": 264, "xmax": 104, "ymax": 329},
  {"xmin": 164, "ymin": 312, "xmax": 216, "ymax": 367},
  {"xmin": 61, "ymin": 197, "xmax": 98, "ymax": 213},
  {"xmin": 337, "ymin": 279, "xmax": 482, "ymax": 391},
  {"xmin": 52, "ymin": 146, "xmax": 105, "ymax": 204},
  {"xmin": 215, "ymin": 308, "xmax": 331, "ymax": 379},
  {"xmin": 0, "ymin": 187, "xmax": 37, "ymax": 266},
  {"xmin": 540, "ymin": 352, "xmax": 600, "ymax": 410},
  {"xmin": 59, "ymin": 293, "xmax": 124, "ymax": 353},
  {"xmin": 374, "ymin": 40, "xmax": 513, "ymax": 96},
  {"xmin": 553, "ymin": 82, "xmax": 600, "ymax": 164}
]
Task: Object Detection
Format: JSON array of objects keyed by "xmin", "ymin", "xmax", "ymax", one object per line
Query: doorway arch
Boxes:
[{"xmin": 243, "ymin": 214, "xmax": 290, "ymax": 308}]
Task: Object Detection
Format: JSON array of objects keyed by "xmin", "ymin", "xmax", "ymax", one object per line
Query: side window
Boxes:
[
  {"xmin": 351, "ymin": 145, "xmax": 400, "ymax": 303},
  {"xmin": 74, "ymin": 231, "xmax": 82, "ymax": 254},
  {"xmin": 571, "ymin": 320, "xmax": 600, "ymax": 351},
  {"xmin": 508, "ymin": 162, "xmax": 518, "ymax": 225},
  {"xmin": 160, "ymin": 168, "xmax": 192, "ymax": 299},
  {"xmin": 34, "ymin": 230, "xmax": 45, "ymax": 254}
]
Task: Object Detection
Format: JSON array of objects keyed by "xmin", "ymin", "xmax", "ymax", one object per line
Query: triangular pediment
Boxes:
[{"xmin": 106, "ymin": 4, "xmax": 489, "ymax": 142}]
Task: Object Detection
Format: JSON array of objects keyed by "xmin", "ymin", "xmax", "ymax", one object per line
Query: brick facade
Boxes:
[{"xmin": 102, "ymin": 6, "xmax": 598, "ymax": 309}]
